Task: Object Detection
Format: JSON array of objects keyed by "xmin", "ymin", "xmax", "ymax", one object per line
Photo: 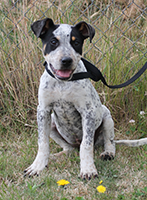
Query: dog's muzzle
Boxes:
[{"xmin": 50, "ymin": 57, "xmax": 75, "ymax": 80}]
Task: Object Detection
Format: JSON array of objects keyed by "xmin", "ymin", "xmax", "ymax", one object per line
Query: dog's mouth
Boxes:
[{"xmin": 50, "ymin": 63, "xmax": 74, "ymax": 80}]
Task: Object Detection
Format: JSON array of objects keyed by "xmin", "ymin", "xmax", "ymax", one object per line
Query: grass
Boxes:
[
  {"xmin": 0, "ymin": 0, "xmax": 147, "ymax": 199},
  {"xmin": 0, "ymin": 125, "xmax": 147, "ymax": 199}
]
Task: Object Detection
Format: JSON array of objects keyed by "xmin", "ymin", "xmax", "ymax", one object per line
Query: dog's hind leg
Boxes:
[
  {"xmin": 100, "ymin": 105, "xmax": 115, "ymax": 160},
  {"xmin": 50, "ymin": 114, "xmax": 74, "ymax": 157}
]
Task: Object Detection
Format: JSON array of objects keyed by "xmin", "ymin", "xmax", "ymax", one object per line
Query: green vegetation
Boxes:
[{"xmin": 0, "ymin": 0, "xmax": 147, "ymax": 199}]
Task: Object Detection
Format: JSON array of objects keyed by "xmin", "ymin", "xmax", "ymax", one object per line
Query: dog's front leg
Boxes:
[
  {"xmin": 80, "ymin": 113, "xmax": 98, "ymax": 179},
  {"xmin": 24, "ymin": 106, "xmax": 51, "ymax": 176}
]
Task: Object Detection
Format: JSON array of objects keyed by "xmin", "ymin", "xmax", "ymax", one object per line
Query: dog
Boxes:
[{"xmin": 23, "ymin": 18, "xmax": 116, "ymax": 179}]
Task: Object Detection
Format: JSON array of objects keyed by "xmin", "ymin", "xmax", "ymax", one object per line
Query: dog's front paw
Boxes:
[
  {"xmin": 100, "ymin": 151, "xmax": 115, "ymax": 161},
  {"xmin": 80, "ymin": 164, "xmax": 98, "ymax": 180},
  {"xmin": 24, "ymin": 153, "xmax": 49, "ymax": 177}
]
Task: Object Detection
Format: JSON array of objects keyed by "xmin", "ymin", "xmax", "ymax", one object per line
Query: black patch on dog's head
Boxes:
[
  {"xmin": 31, "ymin": 18, "xmax": 58, "ymax": 38},
  {"xmin": 70, "ymin": 21, "xmax": 95, "ymax": 55},
  {"xmin": 70, "ymin": 29, "xmax": 84, "ymax": 55},
  {"xmin": 42, "ymin": 33, "xmax": 60, "ymax": 55},
  {"xmin": 31, "ymin": 18, "xmax": 59, "ymax": 55}
]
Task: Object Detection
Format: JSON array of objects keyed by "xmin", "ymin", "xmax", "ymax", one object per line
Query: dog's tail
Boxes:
[{"xmin": 114, "ymin": 138, "xmax": 147, "ymax": 147}]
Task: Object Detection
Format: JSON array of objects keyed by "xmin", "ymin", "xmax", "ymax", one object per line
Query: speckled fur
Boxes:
[{"xmin": 24, "ymin": 20, "xmax": 115, "ymax": 179}]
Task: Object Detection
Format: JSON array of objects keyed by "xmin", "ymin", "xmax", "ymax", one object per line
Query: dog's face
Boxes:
[{"xmin": 31, "ymin": 18, "xmax": 95, "ymax": 80}]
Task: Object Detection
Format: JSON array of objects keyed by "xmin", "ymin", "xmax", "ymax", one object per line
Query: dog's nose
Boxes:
[{"xmin": 61, "ymin": 57, "xmax": 73, "ymax": 67}]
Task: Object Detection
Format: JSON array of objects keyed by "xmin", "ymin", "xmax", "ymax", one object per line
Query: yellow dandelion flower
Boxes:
[
  {"xmin": 97, "ymin": 185, "xmax": 106, "ymax": 193},
  {"xmin": 99, "ymin": 180, "xmax": 103, "ymax": 184},
  {"xmin": 57, "ymin": 179, "xmax": 70, "ymax": 186}
]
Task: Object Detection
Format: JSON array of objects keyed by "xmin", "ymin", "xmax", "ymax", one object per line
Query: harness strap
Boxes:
[{"xmin": 44, "ymin": 58, "xmax": 147, "ymax": 89}]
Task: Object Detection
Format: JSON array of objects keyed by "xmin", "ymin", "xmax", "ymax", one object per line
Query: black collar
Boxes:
[{"xmin": 44, "ymin": 58, "xmax": 147, "ymax": 89}]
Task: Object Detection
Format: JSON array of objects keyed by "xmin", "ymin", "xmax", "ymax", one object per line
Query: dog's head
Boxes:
[{"xmin": 31, "ymin": 18, "xmax": 95, "ymax": 80}]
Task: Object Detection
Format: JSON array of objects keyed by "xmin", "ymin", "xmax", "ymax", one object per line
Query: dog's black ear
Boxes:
[
  {"xmin": 74, "ymin": 21, "xmax": 95, "ymax": 42},
  {"xmin": 31, "ymin": 18, "xmax": 54, "ymax": 38}
]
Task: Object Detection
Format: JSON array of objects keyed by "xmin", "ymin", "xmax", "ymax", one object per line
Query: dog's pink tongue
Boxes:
[{"xmin": 57, "ymin": 70, "xmax": 72, "ymax": 78}]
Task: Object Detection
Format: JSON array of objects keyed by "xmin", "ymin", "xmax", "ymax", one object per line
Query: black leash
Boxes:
[
  {"xmin": 44, "ymin": 58, "xmax": 147, "ymax": 89},
  {"xmin": 80, "ymin": 58, "xmax": 147, "ymax": 88}
]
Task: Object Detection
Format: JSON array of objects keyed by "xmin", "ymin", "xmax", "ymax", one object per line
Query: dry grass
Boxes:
[
  {"xmin": 1, "ymin": 0, "xmax": 147, "ymax": 126},
  {"xmin": 0, "ymin": 0, "xmax": 147, "ymax": 199}
]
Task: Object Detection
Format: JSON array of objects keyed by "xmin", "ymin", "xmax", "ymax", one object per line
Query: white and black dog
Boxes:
[{"xmin": 24, "ymin": 18, "xmax": 147, "ymax": 179}]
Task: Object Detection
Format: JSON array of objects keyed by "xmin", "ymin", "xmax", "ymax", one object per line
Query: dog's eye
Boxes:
[
  {"xmin": 50, "ymin": 38, "xmax": 59, "ymax": 47},
  {"xmin": 73, "ymin": 40, "xmax": 80, "ymax": 46}
]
